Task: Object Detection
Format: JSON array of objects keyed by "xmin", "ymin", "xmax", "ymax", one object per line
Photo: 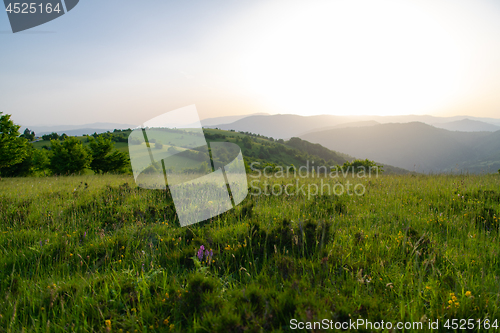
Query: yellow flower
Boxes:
[
  {"xmin": 465, "ymin": 291, "xmax": 471, "ymax": 297},
  {"xmin": 425, "ymin": 286, "xmax": 431, "ymax": 290},
  {"xmin": 454, "ymin": 302, "xmax": 459, "ymax": 306},
  {"xmin": 105, "ymin": 320, "xmax": 111, "ymax": 328},
  {"xmin": 169, "ymin": 324, "xmax": 175, "ymax": 331},
  {"xmin": 448, "ymin": 300, "xmax": 453, "ymax": 304},
  {"xmin": 163, "ymin": 318, "xmax": 170, "ymax": 325}
]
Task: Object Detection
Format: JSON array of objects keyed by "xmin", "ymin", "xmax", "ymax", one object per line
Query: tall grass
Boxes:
[{"xmin": 0, "ymin": 173, "xmax": 499, "ymax": 332}]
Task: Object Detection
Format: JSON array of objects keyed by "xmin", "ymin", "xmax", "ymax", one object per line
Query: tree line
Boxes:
[{"xmin": 0, "ymin": 113, "xmax": 129, "ymax": 177}]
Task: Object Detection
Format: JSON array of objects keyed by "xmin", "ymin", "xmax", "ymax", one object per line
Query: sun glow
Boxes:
[{"xmin": 239, "ymin": 0, "xmax": 465, "ymax": 116}]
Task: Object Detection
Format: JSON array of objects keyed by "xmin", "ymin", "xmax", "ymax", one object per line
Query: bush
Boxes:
[
  {"xmin": 0, "ymin": 113, "xmax": 28, "ymax": 173},
  {"xmin": 88, "ymin": 136, "xmax": 129, "ymax": 174},
  {"xmin": 49, "ymin": 137, "xmax": 89, "ymax": 175}
]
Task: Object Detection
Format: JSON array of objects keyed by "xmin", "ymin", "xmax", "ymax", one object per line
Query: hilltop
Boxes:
[{"xmin": 32, "ymin": 128, "xmax": 411, "ymax": 175}]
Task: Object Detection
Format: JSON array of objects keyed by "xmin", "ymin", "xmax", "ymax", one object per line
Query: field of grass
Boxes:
[{"xmin": 1, "ymin": 173, "xmax": 499, "ymax": 332}]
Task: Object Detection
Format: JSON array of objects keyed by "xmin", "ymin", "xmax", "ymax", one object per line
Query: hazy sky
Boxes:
[{"xmin": 1, "ymin": 0, "xmax": 500, "ymax": 126}]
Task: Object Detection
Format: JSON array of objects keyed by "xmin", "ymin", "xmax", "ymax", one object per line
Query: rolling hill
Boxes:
[
  {"xmin": 432, "ymin": 118, "xmax": 500, "ymax": 132},
  {"xmin": 301, "ymin": 122, "xmax": 500, "ymax": 173},
  {"xmin": 210, "ymin": 114, "xmax": 500, "ymax": 139},
  {"xmin": 32, "ymin": 128, "xmax": 411, "ymax": 175}
]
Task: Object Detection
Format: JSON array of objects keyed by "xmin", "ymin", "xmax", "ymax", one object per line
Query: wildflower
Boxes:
[
  {"xmin": 163, "ymin": 318, "xmax": 170, "ymax": 325},
  {"xmin": 197, "ymin": 245, "xmax": 205, "ymax": 261},
  {"xmin": 465, "ymin": 291, "xmax": 471, "ymax": 297},
  {"xmin": 105, "ymin": 320, "xmax": 111, "ymax": 328},
  {"xmin": 205, "ymin": 249, "xmax": 213, "ymax": 264}
]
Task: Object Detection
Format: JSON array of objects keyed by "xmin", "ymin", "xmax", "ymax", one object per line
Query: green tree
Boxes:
[
  {"xmin": 88, "ymin": 135, "xmax": 128, "ymax": 174},
  {"xmin": 42, "ymin": 132, "xmax": 59, "ymax": 141},
  {"xmin": 32, "ymin": 148, "xmax": 49, "ymax": 174},
  {"xmin": 341, "ymin": 159, "xmax": 383, "ymax": 174},
  {"xmin": 49, "ymin": 137, "xmax": 89, "ymax": 175},
  {"xmin": 0, "ymin": 113, "xmax": 28, "ymax": 173},
  {"xmin": 0, "ymin": 145, "xmax": 48, "ymax": 177},
  {"xmin": 1, "ymin": 145, "xmax": 34, "ymax": 177},
  {"xmin": 242, "ymin": 136, "xmax": 252, "ymax": 150},
  {"xmin": 20, "ymin": 128, "xmax": 35, "ymax": 141}
]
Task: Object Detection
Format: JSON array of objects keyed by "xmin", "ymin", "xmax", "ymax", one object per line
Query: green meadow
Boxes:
[{"xmin": 1, "ymin": 173, "xmax": 499, "ymax": 332}]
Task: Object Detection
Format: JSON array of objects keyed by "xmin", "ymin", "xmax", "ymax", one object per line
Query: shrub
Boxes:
[{"xmin": 49, "ymin": 137, "xmax": 89, "ymax": 175}]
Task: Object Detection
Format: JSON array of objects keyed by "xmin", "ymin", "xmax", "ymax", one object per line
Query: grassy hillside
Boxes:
[
  {"xmin": 32, "ymin": 128, "xmax": 410, "ymax": 175},
  {"xmin": 1, "ymin": 174, "xmax": 499, "ymax": 331}
]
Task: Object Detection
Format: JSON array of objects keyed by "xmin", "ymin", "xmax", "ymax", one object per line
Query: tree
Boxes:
[
  {"xmin": 1, "ymin": 145, "xmax": 34, "ymax": 177},
  {"xmin": 20, "ymin": 128, "xmax": 35, "ymax": 141},
  {"xmin": 88, "ymin": 135, "xmax": 128, "ymax": 174},
  {"xmin": 0, "ymin": 145, "xmax": 48, "ymax": 177},
  {"xmin": 242, "ymin": 136, "xmax": 252, "ymax": 150},
  {"xmin": 49, "ymin": 137, "xmax": 89, "ymax": 175},
  {"xmin": 42, "ymin": 132, "xmax": 59, "ymax": 141},
  {"xmin": 32, "ymin": 149, "xmax": 49, "ymax": 174},
  {"xmin": 0, "ymin": 112, "xmax": 28, "ymax": 173},
  {"xmin": 341, "ymin": 159, "xmax": 383, "ymax": 174}
]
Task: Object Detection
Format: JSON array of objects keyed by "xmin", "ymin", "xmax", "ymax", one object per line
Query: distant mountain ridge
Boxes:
[
  {"xmin": 210, "ymin": 114, "xmax": 500, "ymax": 139},
  {"xmin": 300, "ymin": 122, "xmax": 500, "ymax": 173},
  {"xmin": 37, "ymin": 128, "xmax": 121, "ymax": 137},
  {"xmin": 23, "ymin": 122, "xmax": 135, "ymax": 136},
  {"xmin": 431, "ymin": 119, "xmax": 500, "ymax": 132}
]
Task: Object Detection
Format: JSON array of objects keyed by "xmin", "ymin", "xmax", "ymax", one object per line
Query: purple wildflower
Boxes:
[
  {"xmin": 197, "ymin": 245, "xmax": 205, "ymax": 261},
  {"xmin": 205, "ymin": 249, "xmax": 213, "ymax": 265}
]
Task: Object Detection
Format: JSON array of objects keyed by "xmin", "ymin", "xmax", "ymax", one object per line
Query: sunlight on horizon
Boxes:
[{"xmin": 238, "ymin": 0, "xmax": 466, "ymax": 117}]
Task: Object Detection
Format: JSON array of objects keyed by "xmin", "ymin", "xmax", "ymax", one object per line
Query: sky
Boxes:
[{"xmin": 1, "ymin": 0, "xmax": 500, "ymax": 126}]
